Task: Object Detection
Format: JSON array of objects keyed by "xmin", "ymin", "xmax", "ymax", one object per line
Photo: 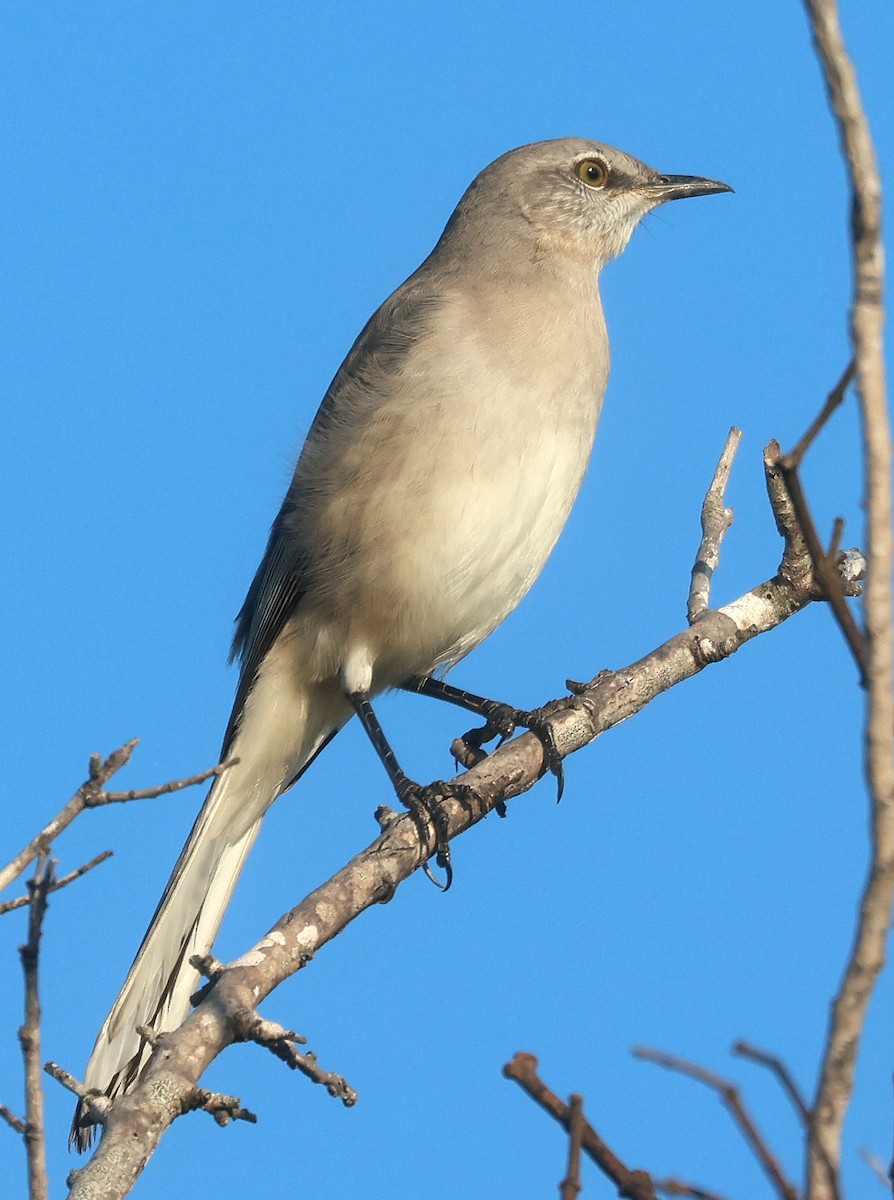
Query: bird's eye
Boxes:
[{"xmin": 576, "ymin": 158, "xmax": 609, "ymax": 188}]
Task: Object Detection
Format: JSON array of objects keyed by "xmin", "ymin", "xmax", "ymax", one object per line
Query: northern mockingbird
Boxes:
[{"xmin": 74, "ymin": 137, "xmax": 729, "ymax": 1146}]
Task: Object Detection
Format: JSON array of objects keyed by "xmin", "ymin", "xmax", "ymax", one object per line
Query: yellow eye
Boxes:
[{"xmin": 576, "ymin": 158, "xmax": 609, "ymax": 188}]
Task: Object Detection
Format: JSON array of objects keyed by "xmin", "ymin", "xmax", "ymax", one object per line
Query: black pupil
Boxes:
[{"xmin": 586, "ymin": 164, "xmax": 602, "ymax": 181}]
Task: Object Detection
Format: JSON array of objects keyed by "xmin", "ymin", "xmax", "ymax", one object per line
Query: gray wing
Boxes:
[
  {"xmin": 222, "ymin": 496, "xmax": 309, "ymax": 756},
  {"xmin": 222, "ymin": 267, "xmax": 444, "ymax": 756}
]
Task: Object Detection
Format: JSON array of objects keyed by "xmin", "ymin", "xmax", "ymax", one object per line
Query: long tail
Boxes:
[{"xmin": 73, "ymin": 662, "xmax": 346, "ymax": 1149}]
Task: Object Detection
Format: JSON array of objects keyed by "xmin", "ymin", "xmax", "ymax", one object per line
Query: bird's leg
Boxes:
[
  {"xmin": 401, "ymin": 676, "xmax": 517, "ymax": 745},
  {"xmin": 347, "ymin": 690, "xmax": 476, "ymax": 891},
  {"xmin": 406, "ymin": 676, "xmax": 565, "ymax": 790},
  {"xmin": 400, "ymin": 675, "xmax": 565, "ymax": 801}
]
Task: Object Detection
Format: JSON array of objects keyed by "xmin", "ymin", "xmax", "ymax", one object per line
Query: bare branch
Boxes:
[
  {"xmin": 787, "ymin": 360, "xmax": 855, "ymax": 468},
  {"xmin": 229, "ymin": 1009, "xmax": 356, "ymax": 1105},
  {"xmin": 801, "ymin": 5, "xmax": 892, "ymax": 1198},
  {"xmin": 731, "ymin": 1040, "xmax": 811, "ymax": 1127},
  {"xmin": 858, "ymin": 1147, "xmax": 893, "ymax": 1191},
  {"xmin": 730, "ymin": 1041, "xmax": 844, "ymax": 1200},
  {"xmin": 18, "ymin": 857, "xmax": 53, "ymax": 1200},
  {"xmin": 633, "ymin": 1046, "xmax": 799, "ymax": 1200},
  {"xmin": 191, "ymin": 1089, "xmax": 256, "ymax": 1128},
  {"xmin": 0, "ymin": 747, "xmax": 234, "ymax": 894},
  {"xmin": 654, "ymin": 1180, "xmax": 731, "ymax": 1200},
  {"xmin": 46, "ymin": 1062, "xmax": 112, "ymax": 1139},
  {"xmin": 44, "ymin": 1061, "xmax": 91, "ymax": 1098},
  {"xmin": 688, "ymin": 427, "xmax": 742, "ymax": 624},
  {"xmin": 0, "ymin": 743, "xmax": 136, "ymax": 894},
  {"xmin": 763, "ymin": 361, "xmax": 866, "ymax": 676},
  {"xmin": 559, "ymin": 1093, "xmax": 584, "ymax": 1200},
  {"xmin": 0, "ymin": 1104, "xmax": 27, "ymax": 1135},
  {"xmin": 0, "ymin": 851, "xmax": 113, "ymax": 917},
  {"xmin": 504, "ymin": 1053, "xmax": 659, "ymax": 1200},
  {"xmin": 767, "ymin": 406, "xmax": 867, "ymax": 677},
  {"xmin": 100, "ymin": 760, "xmax": 238, "ymax": 804},
  {"xmin": 63, "ymin": 463, "xmax": 860, "ymax": 1196}
]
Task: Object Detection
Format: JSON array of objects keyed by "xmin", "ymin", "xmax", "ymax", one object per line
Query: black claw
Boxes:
[
  {"xmin": 401, "ymin": 783, "xmax": 467, "ymax": 892},
  {"xmin": 480, "ymin": 702, "xmax": 518, "ymax": 742},
  {"xmin": 516, "ymin": 711, "xmax": 565, "ymax": 801},
  {"xmin": 422, "ymin": 853, "xmax": 453, "ymax": 891},
  {"xmin": 424, "ymin": 837, "xmax": 454, "ymax": 891}
]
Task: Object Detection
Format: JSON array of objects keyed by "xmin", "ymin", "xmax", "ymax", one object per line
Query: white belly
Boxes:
[{"xmin": 410, "ymin": 401, "xmax": 597, "ymax": 665}]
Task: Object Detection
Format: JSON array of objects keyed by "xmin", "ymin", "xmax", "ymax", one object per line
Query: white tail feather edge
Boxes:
[
  {"xmin": 84, "ymin": 789, "xmax": 263, "ymax": 1099},
  {"xmin": 74, "ymin": 657, "xmax": 348, "ymax": 1149}
]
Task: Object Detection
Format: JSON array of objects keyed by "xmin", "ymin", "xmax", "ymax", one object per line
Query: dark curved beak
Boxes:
[{"xmin": 645, "ymin": 174, "xmax": 734, "ymax": 203}]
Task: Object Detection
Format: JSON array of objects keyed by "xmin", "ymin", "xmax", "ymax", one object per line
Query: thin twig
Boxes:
[
  {"xmin": 857, "ymin": 1147, "xmax": 892, "ymax": 1190},
  {"xmin": 44, "ymin": 1062, "xmax": 96, "ymax": 1102},
  {"xmin": 44, "ymin": 1062, "xmax": 111, "ymax": 1132},
  {"xmin": 101, "ymin": 761, "xmax": 237, "ymax": 803},
  {"xmin": 19, "ymin": 857, "xmax": 52, "ymax": 1200},
  {"xmin": 654, "ymin": 1180, "xmax": 731, "ymax": 1200},
  {"xmin": 787, "ymin": 360, "xmax": 855, "ymax": 467},
  {"xmin": 688, "ymin": 426, "xmax": 742, "ymax": 623},
  {"xmin": 0, "ymin": 1104, "xmax": 27, "ymax": 1135},
  {"xmin": 504, "ymin": 1053, "xmax": 659, "ymax": 1200},
  {"xmin": 0, "ymin": 743, "xmax": 135, "ymax": 894},
  {"xmin": 560, "ymin": 1093, "xmax": 585, "ymax": 1200},
  {"xmin": 633, "ymin": 1046, "xmax": 799, "ymax": 1200},
  {"xmin": 801, "ymin": 5, "xmax": 892, "ymax": 1200},
  {"xmin": 0, "ymin": 747, "xmax": 235, "ymax": 894},
  {"xmin": 731, "ymin": 1041, "xmax": 844, "ymax": 1200},
  {"xmin": 192, "ymin": 1089, "xmax": 256, "ymax": 1128},
  {"xmin": 768, "ymin": 379, "xmax": 868, "ymax": 676},
  {"xmin": 785, "ymin": 455, "xmax": 865, "ymax": 671},
  {"xmin": 229, "ymin": 1009, "xmax": 356, "ymax": 1106},
  {"xmin": 0, "ymin": 851, "xmax": 113, "ymax": 916},
  {"xmin": 731, "ymin": 1040, "xmax": 811, "ymax": 1127},
  {"xmin": 828, "ymin": 518, "xmax": 845, "ymax": 560}
]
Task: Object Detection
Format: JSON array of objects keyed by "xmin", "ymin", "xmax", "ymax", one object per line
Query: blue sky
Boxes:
[{"xmin": 2, "ymin": 3, "xmax": 892, "ymax": 1197}]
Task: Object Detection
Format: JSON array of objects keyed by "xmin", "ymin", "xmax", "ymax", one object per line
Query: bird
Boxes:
[{"xmin": 73, "ymin": 137, "xmax": 730, "ymax": 1147}]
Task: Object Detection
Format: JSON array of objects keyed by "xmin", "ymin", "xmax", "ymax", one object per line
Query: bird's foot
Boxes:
[
  {"xmin": 457, "ymin": 703, "xmax": 565, "ymax": 803},
  {"xmin": 515, "ymin": 708, "xmax": 566, "ymax": 802},
  {"xmin": 394, "ymin": 777, "xmax": 477, "ymax": 891},
  {"xmin": 457, "ymin": 699, "xmax": 518, "ymax": 755}
]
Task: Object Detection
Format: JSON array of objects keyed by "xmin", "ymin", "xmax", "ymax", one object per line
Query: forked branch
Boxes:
[
  {"xmin": 801, "ymin": 5, "xmax": 892, "ymax": 1197},
  {"xmin": 0, "ymin": 749, "xmax": 236, "ymax": 896}
]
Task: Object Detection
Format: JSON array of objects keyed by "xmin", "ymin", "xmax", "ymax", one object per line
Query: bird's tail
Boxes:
[{"xmin": 73, "ymin": 664, "xmax": 346, "ymax": 1150}]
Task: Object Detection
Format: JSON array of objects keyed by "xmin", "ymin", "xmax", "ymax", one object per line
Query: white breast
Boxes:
[{"xmin": 296, "ymin": 275, "xmax": 609, "ymax": 690}]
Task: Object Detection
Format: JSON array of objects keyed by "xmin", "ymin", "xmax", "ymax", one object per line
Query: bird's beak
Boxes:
[{"xmin": 642, "ymin": 174, "xmax": 734, "ymax": 203}]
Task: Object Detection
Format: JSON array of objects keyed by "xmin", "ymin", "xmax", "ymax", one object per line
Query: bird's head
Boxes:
[{"xmin": 442, "ymin": 137, "xmax": 732, "ymax": 273}]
